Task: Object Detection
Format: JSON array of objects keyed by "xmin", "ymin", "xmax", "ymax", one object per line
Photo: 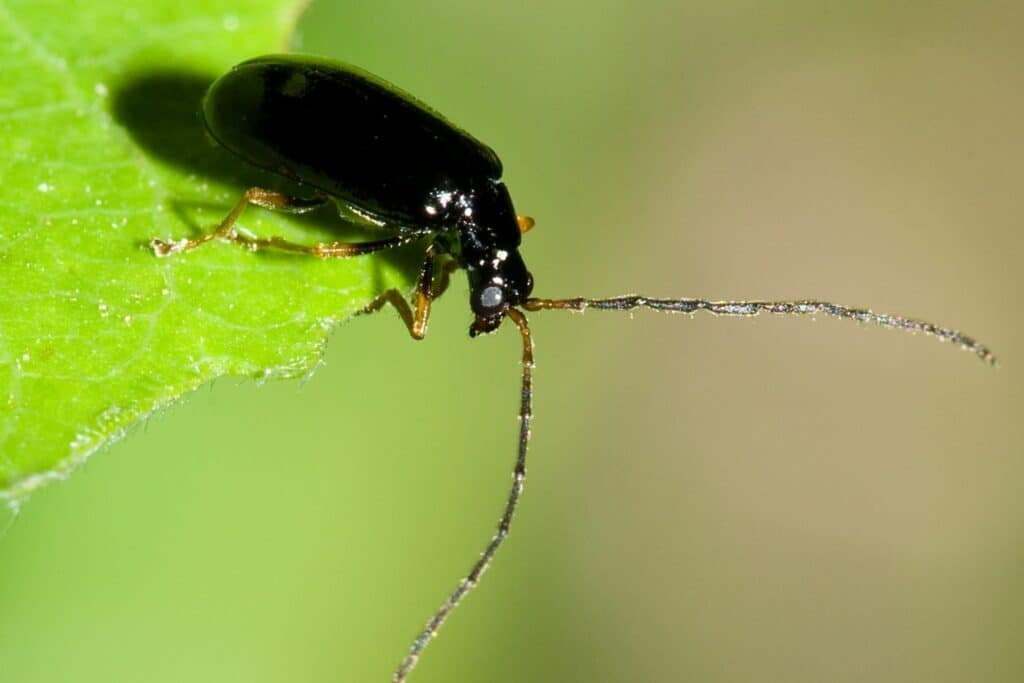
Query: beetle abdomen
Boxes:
[{"xmin": 202, "ymin": 54, "xmax": 504, "ymax": 226}]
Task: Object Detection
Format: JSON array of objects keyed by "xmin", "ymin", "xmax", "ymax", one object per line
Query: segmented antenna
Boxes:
[
  {"xmin": 525, "ymin": 296, "xmax": 995, "ymax": 364},
  {"xmin": 393, "ymin": 308, "xmax": 535, "ymax": 683}
]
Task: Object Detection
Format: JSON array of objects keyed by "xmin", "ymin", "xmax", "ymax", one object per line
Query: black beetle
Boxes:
[{"xmin": 151, "ymin": 54, "xmax": 994, "ymax": 683}]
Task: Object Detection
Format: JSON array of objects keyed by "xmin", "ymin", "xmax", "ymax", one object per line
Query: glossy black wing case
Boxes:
[{"xmin": 202, "ymin": 54, "xmax": 504, "ymax": 226}]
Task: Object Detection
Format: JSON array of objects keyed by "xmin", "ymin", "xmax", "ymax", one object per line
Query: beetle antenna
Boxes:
[
  {"xmin": 393, "ymin": 307, "xmax": 535, "ymax": 683},
  {"xmin": 524, "ymin": 296, "xmax": 995, "ymax": 364}
]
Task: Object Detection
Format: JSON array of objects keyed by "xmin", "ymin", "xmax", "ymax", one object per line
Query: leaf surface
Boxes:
[{"xmin": 0, "ymin": 0, "xmax": 418, "ymax": 502}]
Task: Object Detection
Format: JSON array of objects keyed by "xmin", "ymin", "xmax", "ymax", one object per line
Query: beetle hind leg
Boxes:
[{"xmin": 151, "ymin": 187, "xmax": 329, "ymax": 256}]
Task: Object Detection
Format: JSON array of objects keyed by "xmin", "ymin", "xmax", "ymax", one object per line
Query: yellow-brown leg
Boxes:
[
  {"xmin": 364, "ymin": 245, "xmax": 457, "ymax": 340},
  {"xmin": 151, "ymin": 187, "xmax": 329, "ymax": 256}
]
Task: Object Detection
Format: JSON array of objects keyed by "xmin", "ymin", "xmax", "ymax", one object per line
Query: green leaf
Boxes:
[{"xmin": 0, "ymin": 1, "xmax": 419, "ymax": 503}]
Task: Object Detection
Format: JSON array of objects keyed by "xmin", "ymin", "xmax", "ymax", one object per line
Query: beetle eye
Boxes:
[{"xmin": 480, "ymin": 285, "xmax": 504, "ymax": 310}]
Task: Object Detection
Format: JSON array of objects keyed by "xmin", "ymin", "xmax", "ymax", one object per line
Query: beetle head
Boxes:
[{"xmin": 468, "ymin": 247, "xmax": 533, "ymax": 337}]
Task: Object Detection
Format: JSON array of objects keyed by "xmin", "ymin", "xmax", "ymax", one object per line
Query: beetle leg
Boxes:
[
  {"xmin": 151, "ymin": 187, "xmax": 329, "ymax": 256},
  {"xmin": 408, "ymin": 244, "xmax": 441, "ymax": 339},
  {"xmin": 152, "ymin": 187, "xmax": 427, "ymax": 259},
  {"xmin": 516, "ymin": 215, "xmax": 535, "ymax": 233},
  {"xmin": 241, "ymin": 187, "xmax": 328, "ymax": 214},
  {"xmin": 363, "ymin": 244, "xmax": 452, "ymax": 340},
  {"xmin": 362, "ymin": 290, "xmax": 417, "ymax": 336},
  {"xmin": 431, "ymin": 255, "xmax": 460, "ymax": 301}
]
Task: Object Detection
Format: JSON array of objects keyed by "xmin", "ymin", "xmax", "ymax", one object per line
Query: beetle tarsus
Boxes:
[{"xmin": 150, "ymin": 237, "xmax": 188, "ymax": 257}]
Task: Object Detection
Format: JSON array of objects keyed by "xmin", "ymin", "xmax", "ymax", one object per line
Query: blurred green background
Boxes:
[{"xmin": 1, "ymin": 1, "xmax": 1021, "ymax": 682}]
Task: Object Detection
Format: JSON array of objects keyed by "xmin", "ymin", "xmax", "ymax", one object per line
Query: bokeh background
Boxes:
[{"xmin": 1, "ymin": 1, "xmax": 1021, "ymax": 682}]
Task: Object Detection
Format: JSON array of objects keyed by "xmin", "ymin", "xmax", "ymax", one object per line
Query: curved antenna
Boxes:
[
  {"xmin": 525, "ymin": 296, "xmax": 995, "ymax": 365},
  {"xmin": 393, "ymin": 307, "xmax": 535, "ymax": 683}
]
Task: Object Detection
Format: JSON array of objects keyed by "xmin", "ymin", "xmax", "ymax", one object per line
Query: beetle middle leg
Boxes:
[{"xmin": 364, "ymin": 244, "xmax": 457, "ymax": 340}]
